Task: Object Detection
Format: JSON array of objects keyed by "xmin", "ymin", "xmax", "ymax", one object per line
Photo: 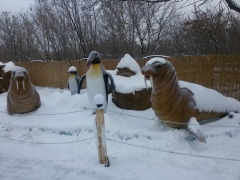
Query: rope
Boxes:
[
  {"xmin": 1, "ymin": 130, "xmax": 239, "ymax": 162},
  {"xmin": 107, "ymin": 109, "xmax": 240, "ymax": 128},
  {"xmin": 0, "ymin": 109, "xmax": 90, "ymax": 115},
  {"xmin": 0, "ymin": 135, "xmax": 94, "ymax": 144},
  {"xmin": 0, "ymin": 108, "xmax": 239, "ymax": 127},
  {"xmin": 107, "ymin": 109, "xmax": 158, "ymax": 121},
  {"xmin": 107, "ymin": 138, "xmax": 240, "ymax": 162}
]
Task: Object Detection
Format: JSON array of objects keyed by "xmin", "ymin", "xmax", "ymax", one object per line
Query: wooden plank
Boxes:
[
  {"xmin": 14, "ymin": 55, "xmax": 240, "ymax": 101},
  {"xmin": 95, "ymin": 108, "xmax": 108, "ymax": 166}
]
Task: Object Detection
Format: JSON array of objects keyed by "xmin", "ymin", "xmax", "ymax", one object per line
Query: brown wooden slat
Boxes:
[{"xmin": 14, "ymin": 55, "xmax": 240, "ymax": 101}]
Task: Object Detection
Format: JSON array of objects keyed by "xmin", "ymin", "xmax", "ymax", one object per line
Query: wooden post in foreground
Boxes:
[{"xmin": 95, "ymin": 108, "xmax": 109, "ymax": 167}]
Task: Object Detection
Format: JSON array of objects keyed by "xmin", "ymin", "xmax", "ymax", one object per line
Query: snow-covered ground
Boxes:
[{"xmin": 0, "ymin": 87, "xmax": 240, "ymax": 180}]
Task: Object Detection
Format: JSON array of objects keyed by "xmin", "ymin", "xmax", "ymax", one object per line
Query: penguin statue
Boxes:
[
  {"xmin": 68, "ymin": 66, "xmax": 80, "ymax": 95},
  {"xmin": 78, "ymin": 51, "xmax": 116, "ymax": 113}
]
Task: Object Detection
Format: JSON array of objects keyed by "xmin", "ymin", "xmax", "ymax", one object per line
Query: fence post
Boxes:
[{"xmin": 94, "ymin": 94, "xmax": 110, "ymax": 167}]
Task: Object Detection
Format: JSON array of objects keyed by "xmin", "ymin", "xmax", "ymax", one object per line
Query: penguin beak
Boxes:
[{"xmin": 86, "ymin": 56, "xmax": 93, "ymax": 67}]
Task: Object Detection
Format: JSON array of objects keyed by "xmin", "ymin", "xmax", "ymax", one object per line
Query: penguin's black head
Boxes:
[
  {"xmin": 68, "ymin": 71, "xmax": 77, "ymax": 74},
  {"xmin": 86, "ymin": 51, "xmax": 101, "ymax": 66}
]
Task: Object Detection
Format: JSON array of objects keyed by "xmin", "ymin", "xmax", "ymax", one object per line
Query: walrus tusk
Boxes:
[
  {"xmin": 23, "ymin": 80, "xmax": 25, "ymax": 90},
  {"xmin": 150, "ymin": 76, "xmax": 155, "ymax": 91},
  {"xmin": 144, "ymin": 76, "xmax": 148, "ymax": 90},
  {"xmin": 16, "ymin": 80, "xmax": 19, "ymax": 90}
]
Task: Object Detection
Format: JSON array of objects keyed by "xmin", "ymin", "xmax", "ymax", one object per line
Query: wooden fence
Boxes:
[{"xmin": 15, "ymin": 54, "xmax": 240, "ymax": 101}]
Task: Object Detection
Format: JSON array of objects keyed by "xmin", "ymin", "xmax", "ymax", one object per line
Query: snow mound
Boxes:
[
  {"xmin": 68, "ymin": 66, "xmax": 77, "ymax": 73},
  {"xmin": 0, "ymin": 62, "xmax": 4, "ymax": 66},
  {"xmin": 0, "ymin": 85, "xmax": 240, "ymax": 179},
  {"xmin": 108, "ymin": 70, "xmax": 151, "ymax": 93},
  {"xmin": 2, "ymin": 61, "xmax": 19, "ymax": 72},
  {"xmin": 109, "ymin": 54, "xmax": 152, "ymax": 93},
  {"xmin": 179, "ymin": 81, "xmax": 240, "ymax": 113},
  {"xmin": 146, "ymin": 57, "xmax": 166, "ymax": 65},
  {"xmin": 117, "ymin": 54, "xmax": 141, "ymax": 74}
]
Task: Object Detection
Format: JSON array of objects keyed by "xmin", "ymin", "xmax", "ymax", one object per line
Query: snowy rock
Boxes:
[
  {"xmin": 116, "ymin": 54, "xmax": 141, "ymax": 77},
  {"xmin": 0, "ymin": 63, "xmax": 6, "ymax": 93},
  {"xmin": 109, "ymin": 54, "xmax": 152, "ymax": 110},
  {"xmin": 2, "ymin": 61, "xmax": 16, "ymax": 72},
  {"xmin": 1, "ymin": 61, "xmax": 19, "ymax": 93},
  {"xmin": 112, "ymin": 88, "xmax": 152, "ymax": 110}
]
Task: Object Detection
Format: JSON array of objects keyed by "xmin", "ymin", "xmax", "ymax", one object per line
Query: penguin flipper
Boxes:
[
  {"xmin": 107, "ymin": 72, "xmax": 116, "ymax": 94},
  {"xmin": 102, "ymin": 69, "xmax": 116, "ymax": 94},
  {"xmin": 103, "ymin": 73, "xmax": 109, "ymax": 103},
  {"xmin": 76, "ymin": 75, "xmax": 81, "ymax": 85},
  {"xmin": 78, "ymin": 74, "xmax": 86, "ymax": 94}
]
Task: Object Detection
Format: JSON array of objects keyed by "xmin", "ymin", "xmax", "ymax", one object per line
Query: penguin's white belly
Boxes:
[
  {"xmin": 86, "ymin": 75, "xmax": 107, "ymax": 112},
  {"xmin": 68, "ymin": 77, "xmax": 78, "ymax": 95}
]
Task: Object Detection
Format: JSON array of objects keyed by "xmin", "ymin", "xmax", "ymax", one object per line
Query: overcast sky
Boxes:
[
  {"xmin": 0, "ymin": 0, "xmax": 239, "ymax": 13},
  {"xmin": 0, "ymin": 0, "xmax": 35, "ymax": 12}
]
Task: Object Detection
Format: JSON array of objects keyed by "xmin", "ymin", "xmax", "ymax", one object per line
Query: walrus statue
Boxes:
[
  {"xmin": 7, "ymin": 66, "xmax": 41, "ymax": 114},
  {"xmin": 141, "ymin": 58, "xmax": 240, "ymax": 143}
]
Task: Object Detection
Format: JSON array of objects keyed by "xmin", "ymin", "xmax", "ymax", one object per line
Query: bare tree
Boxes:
[
  {"xmin": 112, "ymin": 0, "xmax": 240, "ymax": 13},
  {"xmin": 98, "ymin": 0, "xmax": 177, "ymax": 57},
  {"xmin": 167, "ymin": 5, "xmax": 240, "ymax": 56},
  {"xmin": 0, "ymin": 12, "xmax": 36, "ymax": 62},
  {"xmin": 0, "ymin": 0, "xmax": 240, "ymax": 61}
]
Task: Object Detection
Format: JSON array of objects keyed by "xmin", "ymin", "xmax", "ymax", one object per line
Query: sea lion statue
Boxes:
[
  {"xmin": 7, "ymin": 66, "xmax": 41, "ymax": 115},
  {"xmin": 141, "ymin": 58, "xmax": 240, "ymax": 143}
]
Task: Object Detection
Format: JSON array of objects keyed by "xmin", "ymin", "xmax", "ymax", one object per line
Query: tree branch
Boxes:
[
  {"xmin": 224, "ymin": 0, "xmax": 240, "ymax": 13},
  {"xmin": 117, "ymin": 0, "xmax": 240, "ymax": 13},
  {"xmin": 118, "ymin": 0, "xmax": 170, "ymax": 3}
]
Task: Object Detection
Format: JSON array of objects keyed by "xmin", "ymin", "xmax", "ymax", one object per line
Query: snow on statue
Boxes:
[
  {"xmin": 78, "ymin": 51, "xmax": 116, "ymax": 113},
  {"xmin": 141, "ymin": 58, "xmax": 240, "ymax": 143}
]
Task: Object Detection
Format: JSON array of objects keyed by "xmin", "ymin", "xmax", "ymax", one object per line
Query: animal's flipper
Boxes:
[
  {"xmin": 78, "ymin": 74, "xmax": 86, "ymax": 94},
  {"xmin": 76, "ymin": 75, "xmax": 81, "ymax": 85},
  {"xmin": 102, "ymin": 66, "xmax": 116, "ymax": 93},
  {"xmin": 107, "ymin": 72, "xmax": 116, "ymax": 94},
  {"xmin": 187, "ymin": 117, "xmax": 206, "ymax": 143}
]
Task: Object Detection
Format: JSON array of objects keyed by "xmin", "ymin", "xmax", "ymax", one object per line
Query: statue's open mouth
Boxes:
[
  {"xmin": 144, "ymin": 75, "xmax": 150, "ymax": 80},
  {"xmin": 144, "ymin": 75, "xmax": 155, "ymax": 91},
  {"xmin": 16, "ymin": 79, "xmax": 25, "ymax": 90},
  {"xmin": 142, "ymin": 66, "xmax": 157, "ymax": 91},
  {"xmin": 15, "ymin": 74, "xmax": 26, "ymax": 90}
]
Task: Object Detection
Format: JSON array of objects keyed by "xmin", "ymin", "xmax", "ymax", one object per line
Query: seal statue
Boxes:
[
  {"xmin": 78, "ymin": 51, "xmax": 116, "ymax": 113},
  {"xmin": 7, "ymin": 66, "xmax": 41, "ymax": 115},
  {"xmin": 141, "ymin": 58, "xmax": 240, "ymax": 143}
]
